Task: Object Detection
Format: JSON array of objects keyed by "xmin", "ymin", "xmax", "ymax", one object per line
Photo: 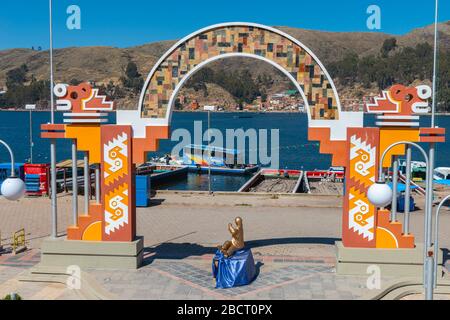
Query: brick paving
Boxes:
[
  {"xmin": 89, "ymin": 256, "xmax": 372, "ymax": 300},
  {"xmin": 0, "ymin": 192, "xmax": 449, "ymax": 299}
]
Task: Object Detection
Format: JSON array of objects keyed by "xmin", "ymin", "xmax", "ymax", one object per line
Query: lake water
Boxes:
[{"xmin": 0, "ymin": 111, "xmax": 449, "ymax": 191}]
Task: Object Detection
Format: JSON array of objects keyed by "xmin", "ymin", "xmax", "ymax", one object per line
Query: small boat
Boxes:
[
  {"xmin": 305, "ymin": 167, "xmax": 344, "ymax": 195},
  {"xmin": 182, "ymin": 144, "xmax": 259, "ymax": 175},
  {"xmin": 434, "ymin": 167, "xmax": 450, "ymax": 181},
  {"xmin": 239, "ymin": 169, "xmax": 306, "ymax": 193},
  {"xmin": 398, "ymin": 159, "xmax": 427, "ymax": 181},
  {"xmin": 136, "ymin": 163, "xmax": 188, "ymax": 185},
  {"xmin": 306, "ymin": 166, "xmax": 345, "ymax": 181}
]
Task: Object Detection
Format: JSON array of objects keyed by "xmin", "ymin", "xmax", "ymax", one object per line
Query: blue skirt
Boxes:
[{"xmin": 212, "ymin": 248, "xmax": 256, "ymax": 289}]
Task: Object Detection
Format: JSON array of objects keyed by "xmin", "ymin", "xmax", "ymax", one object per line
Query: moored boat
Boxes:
[
  {"xmin": 182, "ymin": 144, "xmax": 259, "ymax": 175},
  {"xmin": 136, "ymin": 163, "xmax": 188, "ymax": 185},
  {"xmin": 238, "ymin": 168, "xmax": 306, "ymax": 193}
]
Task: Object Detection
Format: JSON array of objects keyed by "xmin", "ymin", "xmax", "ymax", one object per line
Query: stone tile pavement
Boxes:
[
  {"xmin": 0, "ymin": 249, "xmax": 79, "ymax": 300},
  {"xmin": 87, "ymin": 249, "xmax": 373, "ymax": 300},
  {"xmin": 1, "ymin": 193, "xmax": 450, "ymax": 300}
]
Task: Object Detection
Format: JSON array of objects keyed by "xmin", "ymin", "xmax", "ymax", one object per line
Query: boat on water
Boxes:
[
  {"xmin": 306, "ymin": 166, "xmax": 345, "ymax": 181},
  {"xmin": 305, "ymin": 167, "xmax": 344, "ymax": 195},
  {"xmin": 181, "ymin": 144, "xmax": 259, "ymax": 175},
  {"xmin": 239, "ymin": 166, "xmax": 344, "ymax": 195},
  {"xmin": 434, "ymin": 167, "xmax": 450, "ymax": 181},
  {"xmin": 398, "ymin": 159, "xmax": 427, "ymax": 181},
  {"xmin": 136, "ymin": 163, "xmax": 188, "ymax": 186},
  {"xmin": 238, "ymin": 169, "xmax": 306, "ymax": 193}
]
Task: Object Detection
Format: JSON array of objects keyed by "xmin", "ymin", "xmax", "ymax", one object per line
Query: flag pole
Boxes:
[{"xmin": 49, "ymin": 0, "xmax": 58, "ymax": 238}]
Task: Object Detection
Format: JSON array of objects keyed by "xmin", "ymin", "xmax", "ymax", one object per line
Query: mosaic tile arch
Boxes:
[{"xmin": 139, "ymin": 22, "xmax": 341, "ymax": 121}]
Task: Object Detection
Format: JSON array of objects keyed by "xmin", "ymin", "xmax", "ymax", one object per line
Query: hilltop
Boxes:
[{"xmin": 0, "ymin": 21, "xmax": 449, "ymax": 110}]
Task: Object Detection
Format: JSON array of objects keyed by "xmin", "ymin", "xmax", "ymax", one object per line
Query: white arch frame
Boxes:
[
  {"xmin": 137, "ymin": 22, "xmax": 342, "ymax": 120},
  {"xmin": 166, "ymin": 52, "xmax": 311, "ymax": 122},
  {"xmin": 117, "ymin": 22, "xmax": 363, "ymax": 141}
]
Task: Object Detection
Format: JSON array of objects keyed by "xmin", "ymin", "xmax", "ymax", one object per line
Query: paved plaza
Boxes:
[{"xmin": 0, "ymin": 191, "xmax": 449, "ymax": 300}]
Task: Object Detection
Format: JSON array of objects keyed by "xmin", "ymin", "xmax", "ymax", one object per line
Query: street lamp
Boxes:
[
  {"xmin": 367, "ymin": 181, "xmax": 392, "ymax": 207},
  {"xmin": 0, "ymin": 140, "xmax": 25, "ymax": 201},
  {"xmin": 433, "ymin": 195, "xmax": 450, "ymax": 289},
  {"xmin": 367, "ymin": 140, "xmax": 434, "ymax": 300}
]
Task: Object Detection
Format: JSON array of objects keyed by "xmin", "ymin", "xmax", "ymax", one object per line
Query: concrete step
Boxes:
[{"xmin": 18, "ymin": 264, "xmax": 116, "ymax": 300}]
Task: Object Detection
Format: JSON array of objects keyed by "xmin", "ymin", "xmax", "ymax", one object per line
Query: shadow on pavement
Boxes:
[{"xmin": 142, "ymin": 236, "xmax": 339, "ymax": 266}]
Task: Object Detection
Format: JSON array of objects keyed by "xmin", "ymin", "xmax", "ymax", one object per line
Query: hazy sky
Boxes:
[{"xmin": 0, "ymin": 0, "xmax": 448, "ymax": 50}]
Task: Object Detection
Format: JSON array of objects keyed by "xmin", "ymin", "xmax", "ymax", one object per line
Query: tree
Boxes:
[
  {"xmin": 121, "ymin": 61, "xmax": 144, "ymax": 93},
  {"xmin": 125, "ymin": 61, "xmax": 141, "ymax": 79},
  {"xmin": 381, "ymin": 38, "xmax": 397, "ymax": 57},
  {"xmin": 6, "ymin": 64, "xmax": 28, "ymax": 88},
  {"xmin": 69, "ymin": 78, "xmax": 81, "ymax": 85}
]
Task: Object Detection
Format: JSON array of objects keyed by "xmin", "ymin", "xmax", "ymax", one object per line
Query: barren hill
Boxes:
[{"xmin": 1, "ymin": 22, "xmax": 449, "ymax": 109}]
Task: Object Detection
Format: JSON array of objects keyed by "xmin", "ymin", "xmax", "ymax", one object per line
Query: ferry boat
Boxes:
[
  {"xmin": 238, "ymin": 166, "xmax": 344, "ymax": 195},
  {"xmin": 306, "ymin": 166, "xmax": 345, "ymax": 181},
  {"xmin": 305, "ymin": 166, "xmax": 344, "ymax": 195},
  {"xmin": 238, "ymin": 169, "xmax": 306, "ymax": 193},
  {"xmin": 182, "ymin": 144, "xmax": 259, "ymax": 175},
  {"xmin": 136, "ymin": 163, "xmax": 188, "ymax": 185}
]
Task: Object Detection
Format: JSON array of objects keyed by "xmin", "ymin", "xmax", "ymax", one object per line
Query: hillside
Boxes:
[{"xmin": 0, "ymin": 21, "xmax": 449, "ymax": 110}]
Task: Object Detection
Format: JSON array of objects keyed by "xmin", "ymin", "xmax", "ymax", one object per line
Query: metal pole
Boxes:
[
  {"xmin": 378, "ymin": 141, "xmax": 431, "ymax": 297},
  {"xmin": 49, "ymin": 0, "xmax": 54, "ymax": 124},
  {"xmin": 426, "ymin": 143, "xmax": 435, "ymax": 249},
  {"xmin": 434, "ymin": 195, "xmax": 450, "ymax": 288},
  {"xmin": 404, "ymin": 145, "xmax": 412, "ymax": 233},
  {"xmin": 49, "ymin": 0, "xmax": 57, "ymax": 238},
  {"xmin": 208, "ymin": 110, "xmax": 211, "ymax": 195},
  {"xmin": 425, "ymin": 256, "xmax": 434, "ymax": 300},
  {"xmin": 95, "ymin": 164, "xmax": 100, "ymax": 202},
  {"xmin": 424, "ymin": 0, "xmax": 439, "ymax": 299},
  {"xmin": 71, "ymin": 140, "xmax": 78, "ymax": 226},
  {"xmin": 29, "ymin": 110, "xmax": 33, "ymax": 163},
  {"xmin": 431, "ymin": 0, "xmax": 439, "ymax": 128},
  {"xmin": 391, "ymin": 155, "xmax": 398, "ymax": 222},
  {"xmin": 50, "ymin": 139, "xmax": 57, "ymax": 238},
  {"xmin": 0, "ymin": 140, "xmax": 16, "ymax": 177},
  {"xmin": 83, "ymin": 153, "xmax": 89, "ymax": 214}
]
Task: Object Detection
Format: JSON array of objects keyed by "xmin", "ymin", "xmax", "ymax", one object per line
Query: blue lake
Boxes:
[{"xmin": 0, "ymin": 111, "xmax": 449, "ymax": 191}]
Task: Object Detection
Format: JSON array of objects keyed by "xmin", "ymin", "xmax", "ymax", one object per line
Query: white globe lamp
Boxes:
[
  {"xmin": 1, "ymin": 177, "xmax": 25, "ymax": 201},
  {"xmin": 367, "ymin": 181, "xmax": 393, "ymax": 207}
]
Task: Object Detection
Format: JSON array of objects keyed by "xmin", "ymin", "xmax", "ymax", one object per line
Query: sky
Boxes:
[{"xmin": 0, "ymin": 0, "xmax": 449, "ymax": 50}]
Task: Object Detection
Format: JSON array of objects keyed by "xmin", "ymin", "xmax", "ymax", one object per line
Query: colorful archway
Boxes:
[
  {"xmin": 41, "ymin": 22, "xmax": 444, "ymax": 255},
  {"xmin": 138, "ymin": 22, "xmax": 341, "ymax": 121},
  {"xmin": 117, "ymin": 22, "xmax": 363, "ymax": 166}
]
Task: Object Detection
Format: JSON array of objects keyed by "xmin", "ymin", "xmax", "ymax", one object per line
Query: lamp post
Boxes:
[
  {"xmin": 25, "ymin": 104, "xmax": 36, "ymax": 163},
  {"xmin": 0, "ymin": 140, "xmax": 25, "ymax": 201},
  {"xmin": 433, "ymin": 195, "xmax": 450, "ymax": 289},
  {"xmin": 203, "ymin": 106, "xmax": 215, "ymax": 195},
  {"xmin": 367, "ymin": 141, "xmax": 433, "ymax": 300}
]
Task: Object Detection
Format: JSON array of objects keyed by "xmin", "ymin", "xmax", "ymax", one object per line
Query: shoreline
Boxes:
[{"xmin": 1, "ymin": 109, "xmax": 450, "ymax": 116}]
